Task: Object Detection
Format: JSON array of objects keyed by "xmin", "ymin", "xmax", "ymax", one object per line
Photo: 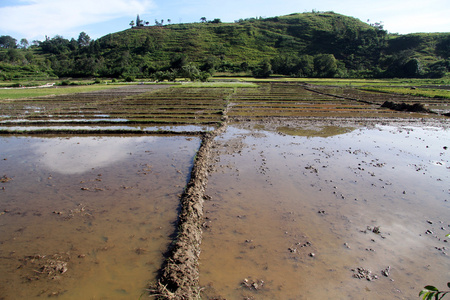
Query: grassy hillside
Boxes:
[
  {"xmin": 95, "ymin": 12, "xmax": 384, "ymax": 71},
  {"xmin": 0, "ymin": 12, "xmax": 449, "ymax": 81}
]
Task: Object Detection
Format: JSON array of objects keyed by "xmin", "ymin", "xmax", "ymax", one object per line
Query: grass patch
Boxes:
[
  {"xmin": 0, "ymin": 85, "xmax": 126, "ymax": 101},
  {"xmin": 361, "ymin": 86, "xmax": 450, "ymax": 99},
  {"xmin": 175, "ymin": 81, "xmax": 259, "ymax": 88},
  {"xmin": 236, "ymin": 77, "xmax": 450, "ymax": 87}
]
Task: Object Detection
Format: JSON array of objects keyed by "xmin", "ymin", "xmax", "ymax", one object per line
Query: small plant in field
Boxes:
[
  {"xmin": 419, "ymin": 283, "xmax": 450, "ymax": 300},
  {"xmin": 419, "ymin": 234, "xmax": 450, "ymax": 300}
]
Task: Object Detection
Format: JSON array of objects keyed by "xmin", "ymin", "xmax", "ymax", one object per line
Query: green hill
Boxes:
[{"xmin": 1, "ymin": 11, "xmax": 449, "ymax": 81}]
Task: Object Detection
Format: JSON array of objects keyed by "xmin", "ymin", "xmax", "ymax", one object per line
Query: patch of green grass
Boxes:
[
  {"xmin": 361, "ymin": 86, "xmax": 450, "ymax": 99},
  {"xmin": 174, "ymin": 81, "xmax": 259, "ymax": 88},
  {"xmin": 237, "ymin": 77, "xmax": 450, "ymax": 87},
  {"xmin": 0, "ymin": 85, "xmax": 125, "ymax": 101}
]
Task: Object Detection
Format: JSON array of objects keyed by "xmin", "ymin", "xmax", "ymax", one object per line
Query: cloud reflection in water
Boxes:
[{"xmin": 33, "ymin": 136, "xmax": 154, "ymax": 175}]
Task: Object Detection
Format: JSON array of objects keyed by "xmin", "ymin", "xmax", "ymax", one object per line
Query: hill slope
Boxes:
[{"xmin": 1, "ymin": 12, "xmax": 449, "ymax": 80}]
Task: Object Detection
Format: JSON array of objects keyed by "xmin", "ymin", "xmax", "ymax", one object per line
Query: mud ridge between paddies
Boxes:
[{"xmin": 149, "ymin": 121, "xmax": 228, "ymax": 300}]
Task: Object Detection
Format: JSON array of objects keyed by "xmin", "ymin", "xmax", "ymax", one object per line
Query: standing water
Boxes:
[
  {"xmin": 201, "ymin": 122, "xmax": 450, "ymax": 299},
  {"xmin": 0, "ymin": 135, "xmax": 200, "ymax": 299}
]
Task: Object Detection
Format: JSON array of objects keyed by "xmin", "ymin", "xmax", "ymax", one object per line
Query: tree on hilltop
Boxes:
[
  {"xmin": 77, "ymin": 32, "xmax": 91, "ymax": 47},
  {"xmin": 0, "ymin": 35, "xmax": 17, "ymax": 49},
  {"xmin": 19, "ymin": 38, "xmax": 29, "ymax": 49},
  {"xmin": 136, "ymin": 14, "xmax": 143, "ymax": 26}
]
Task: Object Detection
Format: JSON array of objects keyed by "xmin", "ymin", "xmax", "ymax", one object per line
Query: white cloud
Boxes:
[
  {"xmin": 0, "ymin": 0, "xmax": 448, "ymax": 40},
  {"xmin": 0, "ymin": 0, "xmax": 155, "ymax": 39}
]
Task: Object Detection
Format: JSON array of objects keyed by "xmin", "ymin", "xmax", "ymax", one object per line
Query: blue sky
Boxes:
[{"xmin": 0, "ymin": 0, "xmax": 449, "ymax": 42}]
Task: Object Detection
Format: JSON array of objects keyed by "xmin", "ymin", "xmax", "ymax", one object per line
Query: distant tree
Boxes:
[
  {"xmin": 6, "ymin": 48, "xmax": 23, "ymax": 63},
  {"xmin": 296, "ymin": 55, "xmax": 314, "ymax": 77},
  {"xmin": 68, "ymin": 38, "xmax": 78, "ymax": 50},
  {"xmin": 167, "ymin": 19, "xmax": 171, "ymax": 24},
  {"xmin": 240, "ymin": 61, "xmax": 249, "ymax": 72},
  {"xmin": 129, "ymin": 20, "xmax": 135, "ymax": 27},
  {"xmin": 152, "ymin": 70, "xmax": 177, "ymax": 82},
  {"xmin": 253, "ymin": 60, "xmax": 273, "ymax": 78},
  {"xmin": 403, "ymin": 58, "xmax": 422, "ymax": 77},
  {"xmin": 77, "ymin": 32, "xmax": 91, "ymax": 47},
  {"xmin": 19, "ymin": 38, "xmax": 29, "ymax": 49},
  {"xmin": 39, "ymin": 35, "xmax": 70, "ymax": 54},
  {"xmin": 200, "ymin": 17, "xmax": 207, "ymax": 23},
  {"xmin": 170, "ymin": 53, "xmax": 188, "ymax": 69},
  {"xmin": 314, "ymin": 54, "xmax": 338, "ymax": 77},
  {"xmin": 201, "ymin": 55, "xmax": 219, "ymax": 73},
  {"xmin": 25, "ymin": 51, "xmax": 34, "ymax": 62},
  {"xmin": 0, "ymin": 35, "xmax": 17, "ymax": 49},
  {"xmin": 209, "ymin": 18, "xmax": 221, "ymax": 24},
  {"xmin": 383, "ymin": 50, "xmax": 422, "ymax": 78},
  {"xmin": 369, "ymin": 21, "xmax": 384, "ymax": 31},
  {"xmin": 180, "ymin": 63, "xmax": 201, "ymax": 81},
  {"xmin": 136, "ymin": 14, "xmax": 143, "ymax": 26},
  {"xmin": 271, "ymin": 54, "xmax": 300, "ymax": 75}
]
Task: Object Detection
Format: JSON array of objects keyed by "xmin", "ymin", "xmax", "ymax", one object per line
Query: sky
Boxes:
[{"xmin": 0, "ymin": 0, "xmax": 449, "ymax": 42}]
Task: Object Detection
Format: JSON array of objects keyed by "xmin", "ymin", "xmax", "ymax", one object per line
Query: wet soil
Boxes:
[
  {"xmin": 0, "ymin": 85, "xmax": 230, "ymax": 133},
  {"xmin": 200, "ymin": 120, "xmax": 449, "ymax": 299},
  {"xmin": 1, "ymin": 82, "xmax": 449, "ymax": 299},
  {"xmin": 0, "ymin": 135, "xmax": 200, "ymax": 299}
]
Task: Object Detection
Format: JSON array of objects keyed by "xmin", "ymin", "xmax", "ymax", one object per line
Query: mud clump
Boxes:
[
  {"xmin": 380, "ymin": 101, "xmax": 432, "ymax": 113},
  {"xmin": 352, "ymin": 267, "xmax": 378, "ymax": 281},
  {"xmin": 150, "ymin": 124, "xmax": 227, "ymax": 300},
  {"xmin": 18, "ymin": 253, "xmax": 70, "ymax": 281},
  {"xmin": 241, "ymin": 278, "xmax": 265, "ymax": 290}
]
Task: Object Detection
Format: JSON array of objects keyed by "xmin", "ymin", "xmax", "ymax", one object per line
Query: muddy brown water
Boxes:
[
  {"xmin": 0, "ymin": 135, "xmax": 200, "ymax": 299},
  {"xmin": 1, "ymin": 82, "xmax": 450, "ymax": 299},
  {"xmin": 200, "ymin": 122, "xmax": 450, "ymax": 299}
]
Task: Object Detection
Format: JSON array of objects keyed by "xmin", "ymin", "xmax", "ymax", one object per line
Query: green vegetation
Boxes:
[
  {"xmin": 0, "ymin": 84, "xmax": 122, "ymax": 100},
  {"xmin": 419, "ymin": 283, "xmax": 450, "ymax": 300},
  {"xmin": 361, "ymin": 86, "xmax": 450, "ymax": 99},
  {"xmin": 175, "ymin": 81, "xmax": 259, "ymax": 88},
  {"xmin": 1, "ymin": 12, "xmax": 449, "ymax": 82}
]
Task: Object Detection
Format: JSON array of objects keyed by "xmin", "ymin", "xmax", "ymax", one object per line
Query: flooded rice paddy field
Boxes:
[
  {"xmin": 0, "ymin": 135, "xmax": 200, "ymax": 299},
  {"xmin": 307, "ymin": 85, "xmax": 450, "ymax": 115},
  {"xmin": 201, "ymin": 121, "xmax": 449, "ymax": 299},
  {"xmin": 0, "ymin": 85, "xmax": 229, "ymax": 133},
  {"xmin": 0, "ymin": 82, "xmax": 449, "ymax": 299},
  {"xmin": 227, "ymin": 83, "xmax": 449, "ymax": 119}
]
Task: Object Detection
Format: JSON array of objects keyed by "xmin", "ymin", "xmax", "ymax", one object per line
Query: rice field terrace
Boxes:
[
  {"xmin": 228, "ymin": 82, "xmax": 450, "ymax": 119},
  {"xmin": 1, "ymin": 82, "xmax": 449, "ymax": 135},
  {"xmin": 304, "ymin": 84, "xmax": 450, "ymax": 116},
  {"xmin": 0, "ymin": 84, "xmax": 231, "ymax": 134}
]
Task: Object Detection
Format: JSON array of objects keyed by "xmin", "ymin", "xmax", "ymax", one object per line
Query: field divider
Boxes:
[
  {"xmin": 149, "ymin": 95, "xmax": 231, "ymax": 300},
  {"xmin": 303, "ymin": 84, "xmax": 376, "ymax": 105}
]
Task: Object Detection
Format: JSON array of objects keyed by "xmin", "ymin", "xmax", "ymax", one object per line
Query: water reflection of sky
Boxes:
[
  {"xmin": 32, "ymin": 136, "xmax": 154, "ymax": 175},
  {"xmin": 0, "ymin": 125, "xmax": 214, "ymax": 132}
]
